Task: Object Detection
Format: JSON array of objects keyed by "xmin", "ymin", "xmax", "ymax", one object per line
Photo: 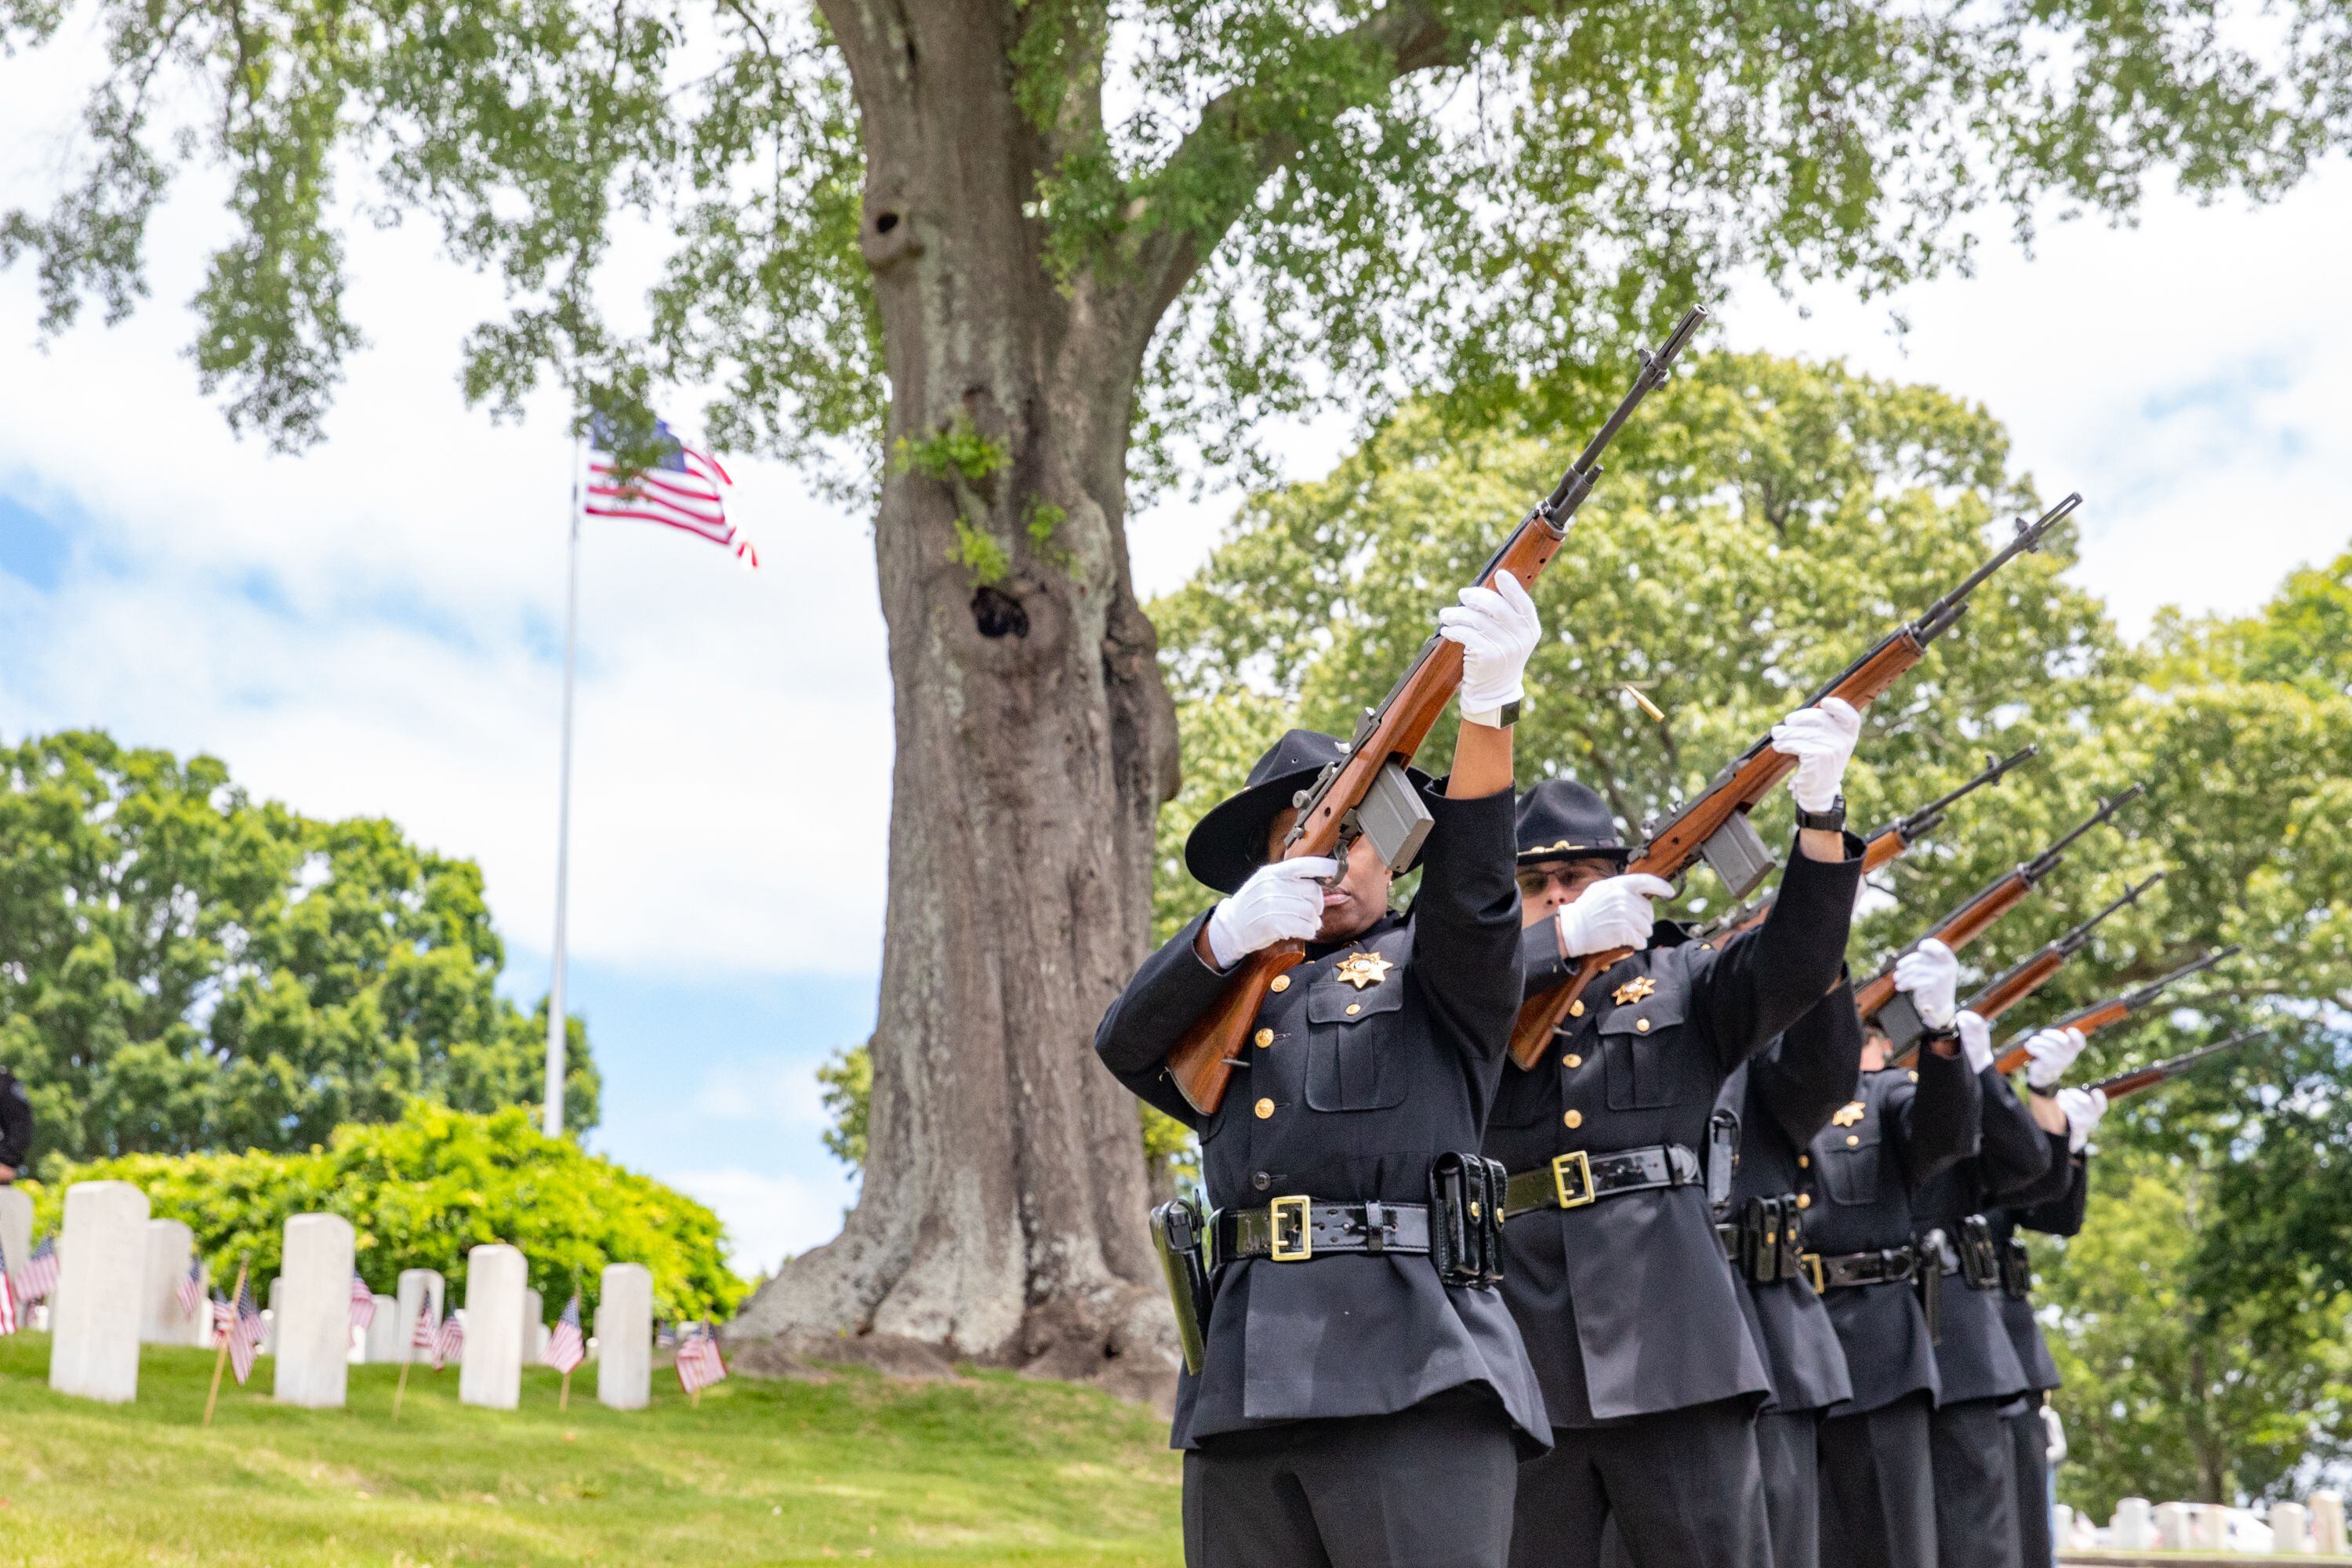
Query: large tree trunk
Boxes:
[{"xmin": 729, "ymin": 0, "xmax": 1184, "ymax": 1398}]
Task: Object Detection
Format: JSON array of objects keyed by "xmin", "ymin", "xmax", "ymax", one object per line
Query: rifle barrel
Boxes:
[
  {"xmin": 2089, "ymin": 1026, "xmax": 2269, "ymax": 1099},
  {"xmin": 1911, "ymin": 494, "xmax": 2083, "ymax": 643}
]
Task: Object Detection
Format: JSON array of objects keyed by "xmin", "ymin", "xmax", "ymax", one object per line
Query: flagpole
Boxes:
[
  {"xmin": 545, "ymin": 430, "xmax": 583, "ymax": 1138},
  {"xmin": 201, "ymin": 1259, "xmax": 247, "ymax": 1428}
]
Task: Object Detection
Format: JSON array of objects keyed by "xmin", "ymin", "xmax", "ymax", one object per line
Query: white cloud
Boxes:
[
  {"xmin": 690, "ymin": 1058, "xmax": 833, "ymax": 1127},
  {"xmin": 666, "ymin": 1164, "xmax": 860, "ymax": 1276}
]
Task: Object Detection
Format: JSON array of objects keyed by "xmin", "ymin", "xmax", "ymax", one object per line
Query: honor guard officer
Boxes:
[
  {"xmin": 1094, "ymin": 574, "xmax": 1549, "ymax": 1568},
  {"xmin": 1989, "ymin": 1029, "xmax": 2106, "ymax": 1568},
  {"xmin": 0, "ymin": 1065, "xmax": 31, "ymax": 1182},
  {"xmin": 1714, "ymin": 980, "xmax": 1871, "ymax": 1568},
  {"xmin": 1487, "ymin": 696, "xmax": 1866, "ymax": 1568},
  {"xmin": 1905, "ymin": 942, "xmax": 2056, "ymax": 1568},
  {"xmin": 1807, "ymin": 946, "xmax": 1982, "ymax": 1568}
]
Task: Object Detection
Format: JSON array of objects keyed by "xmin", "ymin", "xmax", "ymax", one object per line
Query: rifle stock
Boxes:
[
  {"xmin": 1852, "ymin": 875, "xmax": 2034, "ymax": 1021},
  {"xmin": 1172, "ymin": 307, "xmax": 1707, "ymax": 1113},
  {"xmin": 1509, "ymin": 502, "xmax": 2082, "ymax": 1069},
  {"xmin": 1983, "ymin": 945, "xmax": 2244, "ymax": 1080},
  {"xmin": 2090, "ymin": 1026, "xmax": 2267, "ymax": 1101}
]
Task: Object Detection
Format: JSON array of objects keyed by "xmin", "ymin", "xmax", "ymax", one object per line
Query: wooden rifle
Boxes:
[
  {"xmin": 1164, "ymin": 307, "xmax": 1708, "ymax": 1114},
  {"xmin": 1846, "ymin": 785, "xmax": 2142, "ymax": 1052},
  {"xmin": 1988, "ymin": 945, "xmax": 2242, "ymax": 1075},
  {"xmin": 2087, "ymin": 1025, "xmax": 2267, "ymax": 1102},
  {"xmin": 1697, "ymin": 745, "xmax": 2038, "ymax": 946},
  {"xmin": 1509, "ymin": 493, "xmax": 2084, "ymax": 1069}
]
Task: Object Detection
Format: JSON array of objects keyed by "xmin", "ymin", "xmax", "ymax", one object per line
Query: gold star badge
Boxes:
[
  {"xmin": 1334, "ymin": 952, "xmax": 1394, "ymax": 990},
  {"xmin": 1831, "ymin": 1101, "xmax": 1867, "ymax": 1128},
  {"xmin": 1611, "ymin": 975, "xmax": 1657, "ymax": 1007}
]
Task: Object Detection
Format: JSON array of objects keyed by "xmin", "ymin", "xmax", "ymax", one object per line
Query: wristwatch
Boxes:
[
  {"xmin": 1463, "ymin": 699, "xmax": 1523, "ymax": 729},
  {"xmin": 1795, "ymin": 794, "xmax": 1846, "ymax": 833}
]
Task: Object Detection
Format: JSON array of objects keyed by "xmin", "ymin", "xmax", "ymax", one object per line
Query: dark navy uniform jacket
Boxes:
[
  {"xmin": 1485, "ymin": 830, "xmax": 1863, "ymax": 1428},
  {"xmin": 0, "ymin": 1070, "xmax": 31, "ymax": 1171},
  {"xmin": 1721, "ymin": 978, "xmax": 1865, "ymax": 1416},
  {"xmin": 1994, "ymin": 1130, "xmax": 2085, "ymax": 1392},
  {"xmin": 1094, "ymin": 784, "xmax": 1548, "ymax": 1450},
  {"xmin": 1911, "ymin": 1069, "xmax": 2055, "ymax": 1406},
  {"xmin": 1803, "ymin": 1047, "xmax": 1980, "ymax": 1415}
]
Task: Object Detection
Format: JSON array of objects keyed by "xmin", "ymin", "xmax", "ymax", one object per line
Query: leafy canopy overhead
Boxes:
[
  {"xmin": 0, "ymin": 730, "xmax": 597, "ymax": 1164},
  {"xmin": 3, "ymin": 0, "xmax": 2346, "ymax": 492}
]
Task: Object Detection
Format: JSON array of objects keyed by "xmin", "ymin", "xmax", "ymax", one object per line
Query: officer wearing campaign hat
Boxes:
[
  {"xmin": 1486, "ymin": 700, "xmax": 1867, "ymax": 1568},
  {"xmin": 1095, "ymin": 573, "xmax": 1550, "ymax": 1568}
]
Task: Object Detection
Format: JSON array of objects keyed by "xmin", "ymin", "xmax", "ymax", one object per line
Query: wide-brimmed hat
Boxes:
[
  {"xmin": 1185, "ymin": 729, "xmax": 1435, "ymax": 895},
  {"xmin": 1515, "ymin": 779, "xmax": 1634, "ymax": 866}
]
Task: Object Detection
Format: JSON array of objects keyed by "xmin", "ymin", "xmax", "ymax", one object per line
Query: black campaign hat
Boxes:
[
  {"xmin": 1515, "ymin": 779, "xmax": 1633, "ymax": 866},
  {"xmin": 1185, "ymin": 729, "xmax": 1434, "ymax": 895}
]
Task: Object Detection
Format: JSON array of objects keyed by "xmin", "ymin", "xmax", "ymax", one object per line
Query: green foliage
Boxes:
[
  {"xmin": 2, "ymin": 0, "xmax": 2346, "ymax": 500},
  {"xmin": 31, "ymin": 1102, "xmax": 741, "ymax": 1323},
  {"xmin": 1154, "ymin": 353, "xmax": 2352, "ymax": 1496},
  {"xmin": 0, "ymin": 1334, "xmax": 1182, "ymax": 1566},
  {"xmin": 0, "ymin": 731, "xmax": 597, "ymax": 1167},
  {"xmin": 2043, "ymin": 1150, "xmax": 2352, "ymax": 1512},
  {"xmin": 947, "ymin": 517, "xmax": 1013, "ymax": 588},
  {"xmin": 893, "ymin": 413, "xmax": 1011, "ymax": 488},
  {"xmin": 815, "ymin": 1039, "xmax": 871, "ymax": 1170}
]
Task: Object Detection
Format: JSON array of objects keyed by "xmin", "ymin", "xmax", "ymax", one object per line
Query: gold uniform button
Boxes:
[
  {"xmin": 1563, "ymin": 1054, "xmax": 1584, "ymax": 1069},
  {"xmin": 1345, "ymin": 1003, "xmax": 1362, "ymax": 1016},
  {"xmin": 1796, "ymin": 1193, "xmax": 1812, "ymax": 1210},
  {"xmin": 1254, "ymin": 1029, "xmax": 1275, "ymax": 1049},
  {"xmin": 1908, "ymin": 1069, "xmax": 1919, "ymax": 1082},
  {"xmin": 1635, "ymin": 1018, "xmax": 1650, "ymax": 1033},
  {"xmin": 1269, "ymin": 975, "xmax": 1290, "ymax": 993},
  {"xmin": 1846, "ymin": 1134, "xmax": 1861, "ymax": 1148},
  {"xmin": 1564, "ymin": 1110, "xmax": 1584, "ymax": 1129},
  {"xmin": 1797, "ymin": 1154, "xmax": 1809, "ymax": 1168},
  {"xmin": 1569, "ymin": 1000, "xmax": 1585, "ymax": 1018},
  {"xmin": 1254, "ymin": 1098, "xmax": 1276, "ymax": 1120}
]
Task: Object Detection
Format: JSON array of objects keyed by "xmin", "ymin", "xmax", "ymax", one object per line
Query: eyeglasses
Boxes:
[{"xmin": 1516, "ymin": 864, "xmax": 1597, "ymax": 899}]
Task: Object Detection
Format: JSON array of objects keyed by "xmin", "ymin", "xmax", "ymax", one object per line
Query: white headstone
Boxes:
[
  {"xmin": 597, "ymin": 1264, "xmax": 652, "ymax": 1410},
  {"xmin": 2310, "ymin": 1490, "xmax": 2345, "ymax": 1555},
  {"xmin": 395, "ymin": 1269, "xmax": 445, "ymax": 1360},
  {"xmin": 48, "ymin": 1181, "xmax": 150, "ymax": 1403},
  {"xmin": 2053, "ymin": 1505, "xmax": 2074, "ymax": 1548},
  {"xmin": 140, "ymin": 1218, "xmax": 199, "ymax": 1345},
  {"xmin": 459, "ymin": 1245, "xmax": 526, "ymax": 1410},
  {"xmin": 2189, "ymin": 1503, "xmax": 2227, "ymax": 1550},
  {"xmin": 263, "ymin": 1277, "xmax": 282, "ymax": 1354},
  {"xmin": 2272, "ymin": 1500, "xmax": 2310, "ymax": 1554},
  {"xmin": 362, "ymin": 1294, "xmax": 399, "ymax": 1361},
  {"xmin": 2113, "ymin": 1497, "xmax": 2153, "ymax": 1550},
  {"xmin": 273, "ymin": 1214, "xmax": 354, "ymax": 1407},
  {"xmin": 0, "ymin": 1187, "xmax": 32, "ymax": 1292},
  {"xmin": 521, "ymin": 1286, "xmax": 543, "ymax": 1350},
  {"xmin": 2154, "ymin": 1501, "xmax": 2191, "ymax": 1549}
]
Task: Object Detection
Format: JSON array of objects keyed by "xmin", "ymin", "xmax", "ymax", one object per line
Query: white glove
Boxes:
[
  {"xmin": 1955, "ymin": 1010, "xmax": 1994, "ymax": 1073},
  {"xmin": 1555, "ymin": 873, "xmax": 1676, "ymax": 957},
  {"xmin": 1893, "ymin": 938, "xmax": 1960, "ymax": 1030},
  {"xmin": 1205, "ymin": 857, "xmax": 1338, "ymax": 970},
  {"xmin": 2056, "ymin": 1086, "xmax": 2107, "ymax": 1151},
  {"xmin": 1770, "ymin": 697, "xmax": 1863, "ymax": 813},
  {"xmin": 1439, "ymin": 571, "xmax": 1541, "ymax": 718},
  {"xmin": 2024, "ymin": 1026, "xmax": 2087, "ymax": 1090}
]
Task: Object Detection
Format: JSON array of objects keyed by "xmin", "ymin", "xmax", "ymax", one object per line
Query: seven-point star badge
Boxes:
[
  {"xmin": 1610, "ymin": 975, "xmax": 1657, "ymax": 1007},
  {"xmin": 1334, "ymin": 952, "xmax": 1395, "ymax": 990},
  {"xmin": 1831, "ymin": 1101, "xmax": 1867, "ymax": 1128}
]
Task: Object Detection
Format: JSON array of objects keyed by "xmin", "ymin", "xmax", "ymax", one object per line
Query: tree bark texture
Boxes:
[{"xmin": 729, "ymin": 0, "xmax": 1186, "ymax": 1392}]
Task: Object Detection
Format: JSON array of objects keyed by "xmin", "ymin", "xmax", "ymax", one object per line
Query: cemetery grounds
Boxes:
[{"xmin": 0, "ymin": 1334, "xmax": 1184, "ymax": 1566}]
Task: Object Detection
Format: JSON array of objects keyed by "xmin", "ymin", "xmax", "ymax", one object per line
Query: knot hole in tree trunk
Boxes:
[{"xmin": 971, "ymin": 586, "xmax": 1029, "ymax": 639}]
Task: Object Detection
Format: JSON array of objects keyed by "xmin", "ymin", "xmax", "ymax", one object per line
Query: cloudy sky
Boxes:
[{"xmin": 2, "ymin": 29, "xmax": 2346, "ymax": 1275}]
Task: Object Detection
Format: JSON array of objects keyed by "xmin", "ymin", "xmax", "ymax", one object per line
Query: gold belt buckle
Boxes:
[
  {"xmin": 1269, "ymin": 1195, "xmax": 1312, "ymax": 1261},
  {"xmin": 1551, "ymin": 1150, "xmax": 1595, "ymax": 1210},
  {"xmin": 1802, "ymin": 1253, "xmax": 1825, "ymax": 1294}
]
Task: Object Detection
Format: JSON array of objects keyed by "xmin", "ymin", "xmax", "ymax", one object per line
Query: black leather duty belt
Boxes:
[
  {"xmin": 1816, "ymin": 1246, "xmax": 1917, "ymax": 1290},
  {"xmin": 1717, "ymin": 1194, "xmax": 1810, "ymax": 1287},
  {"xmin": 1215, "ymin": 1198, "xmax": 1433, "ymax": 1262},
  {"xmin": 1503, "ymin": 1142, "xmax": 1701, "ymax": 1220},
  {"xmin": 1921, "ymin": 1214, "xmax": 2003, "ymax": 1290}
]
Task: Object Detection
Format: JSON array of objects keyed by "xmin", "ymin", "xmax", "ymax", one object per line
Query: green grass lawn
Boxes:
[{"xmin": 0, "ymin": 1332, "xmax": 1183, "ymax": 1566}]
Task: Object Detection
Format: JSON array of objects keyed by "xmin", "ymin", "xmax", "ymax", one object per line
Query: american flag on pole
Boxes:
[
  {"xmin": 435, "ymin": 1308, "xmax": 466, "ymax": 1367},
  {"xmin": 176, "ymin": 1258, "xmax": 206, "ymax": 1317},
  {"xmin": 0, "ymin": 1239, "xmax": 17, "ymax": 1336},
  {"xmin": 349, "ymin": 1275, "xmax": 376, "ymax": 1330},
  {"xmin": 585, "ymin": 416, "xmax": 757, "ymax": 568},
  {"xmin": 676, "ymin": 1319, "xmax": 728, "ymax": 1396},
  {"xmin": 19, "ymin": 1236, "xmax": 60, "ymax": 1304},
  {"xmin": 544, "ymin": 1293, "xmax": 585, "ymax": 1375},
  {"xmin": 411, "ymin": 1298, "xmax": 444, "ymax": 1368},
  {"xmin": 215, "ymin": 1280, "xmax": 263, "ymax": 1384}
]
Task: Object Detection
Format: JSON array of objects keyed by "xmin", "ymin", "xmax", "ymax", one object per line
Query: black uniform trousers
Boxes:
[
  {"xmin": 1183, "ymin": 1387, "xmax": 1519, "ymax": 1568},
  {"xmin": 2009, "ymin": 1403, "xmax": 2053, "ymax": 1568},
  {"xmin": 1508, "ymin": 1397, "xmax": 1769, "ymax": 1568},
  {"xmin": 1818, "ymin": 1393, "xmax": 1936, "ymax": 1568},
  {"xmin": 1759, "ymin": 1407, "xmax": 1823, "ymax": 1568},
  {"xmin": 1929, "ymin": 1396, "xmax": 2026, "ymax": 1568}
]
